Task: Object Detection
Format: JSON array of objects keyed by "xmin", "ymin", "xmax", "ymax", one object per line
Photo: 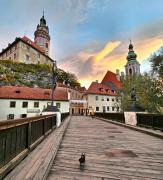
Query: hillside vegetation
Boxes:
[{"xmin": 0, "ymin": 60, "xmax": 80, "ymax": 88}]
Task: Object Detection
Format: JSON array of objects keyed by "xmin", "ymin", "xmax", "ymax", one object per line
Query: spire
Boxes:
[
  {"xmin": 40, "ymin": 11, "xmax": 46, "ymax": 26},
  {"xmin": 129, "ymin": 39, "xmax": 133, "ymax": 50},
  {"xmin": 126, "ymin": 40, "xmax": 137, "ymax": 61}
]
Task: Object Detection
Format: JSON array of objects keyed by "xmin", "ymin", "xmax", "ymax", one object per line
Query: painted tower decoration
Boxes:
[
  {"xmin": 125, "ymin": 41, "xmax": 140, "ymax": 76},
  {"xmin": 34, "ymin": 13, "xmax": 50, "ymax": 56}
]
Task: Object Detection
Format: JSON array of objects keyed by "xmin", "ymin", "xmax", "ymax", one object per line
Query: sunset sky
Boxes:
[{"xmin": 0, "ymin": 0, "xmax": 163, "ymax": 88}]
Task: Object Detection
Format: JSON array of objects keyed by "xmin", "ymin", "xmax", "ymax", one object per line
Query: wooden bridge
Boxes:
[{"xmin": 2, "ymin": 115, "xmax": 163, "ymax": 180}]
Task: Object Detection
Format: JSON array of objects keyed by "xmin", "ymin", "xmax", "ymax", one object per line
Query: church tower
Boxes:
[
  {"xmin": 34, "ymin": 13, "xmax": 50, "ymax": 56},
  {"xmin": 125, "ymin": 41, "xmax": 140, "ymax": 76}
]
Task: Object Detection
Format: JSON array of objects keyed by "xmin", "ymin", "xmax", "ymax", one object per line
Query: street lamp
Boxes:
[{"xmin": 51, "ymin": 60, "xmax": 57, "ymax": 107}]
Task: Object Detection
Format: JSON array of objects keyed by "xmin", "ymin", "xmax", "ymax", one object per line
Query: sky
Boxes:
[{"xmin": 0, "ymin": 0, "xmax": 163, "ymax": 88}]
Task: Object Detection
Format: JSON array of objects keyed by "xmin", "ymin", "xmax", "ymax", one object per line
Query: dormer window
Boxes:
[
  {"xmin": 111, "ymin": 89, "xmax": 115, "ymax": 93},
  {"xmin": 99, "ymin": 88, "xmax": 103, "ymax": 92},
  {"xmin": 15, "ymin": 90, "xmax": 20, "ymax": 93}
]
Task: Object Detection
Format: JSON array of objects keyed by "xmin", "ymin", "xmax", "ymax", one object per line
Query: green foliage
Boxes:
[
  {"xmin": 150, "ymin": 49, "xmax": 163, "ymax": 78},
  {"xmin": 54, "ymin": 68, "xmax": 81, "ymax": 87},
  {"xmin": 121, "ymin": 75, "xmax": 163, "ymax": 113},
  {"xmin": 0, "ymin": 60, "xmax": 81, "ymax": 88}
]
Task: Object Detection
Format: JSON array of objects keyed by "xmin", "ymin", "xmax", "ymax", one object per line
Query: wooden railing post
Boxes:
[{"xmin": 27, "ymin": 122, "xmax": 31, "ymax": 150}]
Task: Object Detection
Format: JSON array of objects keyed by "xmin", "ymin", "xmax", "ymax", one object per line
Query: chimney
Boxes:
[{"xmin": 116, "ymin": 69, "xmax": 120, "ymax": 80}]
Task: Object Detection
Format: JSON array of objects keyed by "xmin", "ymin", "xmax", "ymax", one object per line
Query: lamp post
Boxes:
[{"xmin": 51, "ymin": 60, "xmax": 57, "ymax": 106}]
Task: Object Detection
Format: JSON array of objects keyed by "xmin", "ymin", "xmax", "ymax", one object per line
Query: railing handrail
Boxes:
[{"xmin": 0, "ymin": 114, "xmax": 56, "ymax": 130}]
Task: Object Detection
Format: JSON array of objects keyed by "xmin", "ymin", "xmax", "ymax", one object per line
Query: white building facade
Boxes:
[
  {"xmin": 86, "ymin": 94, "xmax": 121, "ymax": 113},
  {"xmin": 84, "ymin": 82, "xmax": 121, "ymax": 114},
  {"xmin": 0, "ymin": 86, "xmax": 69, "ymax": 121}
]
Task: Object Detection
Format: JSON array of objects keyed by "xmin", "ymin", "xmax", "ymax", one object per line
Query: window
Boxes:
[
  {"xmin": 96, "ymin": 107, "xmax": 99, "ymax": 111},
  {"xmin": 95, "ymin": 96, "xmax": 98, "ymax": 101},
  {"xmin": 107, "ymin": 98, "xmax": 109, "ymax": 101},
  {"xmin": 46, "ymin": 43, "xmax": 48, "ymax": 48},
  {"xmin": 112, "ymin": 107, "xmax": 115, "ymax": 111},
  {"xmin": 14, "ymin": 53, "xmax": 16, "ymax": 59},
  {"xmin": 26, "ymin": 55, "xmax": 29, "ymax": 61},
  {"xmin": 103, "ymin": 106, "xmax": 105, "ymax": 112},
  {"xmin": 7, "ymin": 114, "xmax": 14, "ymax": 120},
  {"xmin": 107, "ymin": 106, "xmax": 110, "ymax": 111},
  {"xmin": 117, "ymin": 107, "xmax": 119, "ymax": 112},
  {"xmin": 34, "ymin": 102, "xmax": 39, "ymax": 108},
  {"xmin": 112, "ymin": 98, "xmax": 114, "ymax": 101},
  {"xmin": 101, "ymin": 97, "xmax": 104, "ymax": 101},
  {"xmin": 21, "ymin": 114, "xmax": 27, "ymax": 118},
  {"xmin": 10, "ymin": 101, "xmax": 16, "ymax": 108},
  {"xmin": 37, "ymin": 53, "xmax": 40, "ymax": 58},
  {"xmin": 56, "ymin": 102, "xmax": 61, "ymax": 109},
  {"xmin": 22, "ymin": 102, "xmax": 28, "ymax": 108},
  {"xmin": 116, "ymin": 98, "xmax": 119, "ymax": 102},
  {"xmin": 15, "ymin": 90, "xmax": 20, "ymax": 93}
]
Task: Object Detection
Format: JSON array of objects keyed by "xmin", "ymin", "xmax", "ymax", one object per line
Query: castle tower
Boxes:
[
  {"xmin": 34, "ymin": 13, "xmax": 50, "ymax": 56},
  {"xmin": 125, "ymin": 41, "xmax": 140, "ymax": 76}
]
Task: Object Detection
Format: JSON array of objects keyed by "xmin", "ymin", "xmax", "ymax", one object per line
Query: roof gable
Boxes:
[
  {"xmin": 86, "ymin": 82, "xmax": 117, "ymax": 96},
  {"xmin": 101, "ymin": 71, "xmax": 122, "ymax": 89}
]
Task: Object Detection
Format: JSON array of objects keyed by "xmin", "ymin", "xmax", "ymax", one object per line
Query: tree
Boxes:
[
  {"xmin": 120, "ymin": 74, "xmax": 163, "ymax": 113},
  {"xmin": 150, "ymin": 48, "xmax": 163, "ymax": 78}
]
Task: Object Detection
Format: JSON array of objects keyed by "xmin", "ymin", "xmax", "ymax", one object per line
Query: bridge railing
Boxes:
[
  {"xmin": 137, "ymin": 113, "xmax": 163, "ymax": 131},
  {"xmin": 61, "ymin": 112, "xmax": 70, "ymax": 122},
  {"xmin": 94, "ymin": 113, "xmax": 125, "ymax": 123},
  {"xmin": 94, "ymin": 112, "xmax": 163, "ymax": 131},
  {"xmin": 0, "ymin": 113, "xmax": 69, "ymax": 179}
]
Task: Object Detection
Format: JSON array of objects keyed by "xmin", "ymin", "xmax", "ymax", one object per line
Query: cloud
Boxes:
[
  {"xmin": 59, "ymin": 40, "xmax": 121, "ymax": 86},
  {"xmin": 94, "ymin": 41, "xmax": 121, "ymax": 62}
]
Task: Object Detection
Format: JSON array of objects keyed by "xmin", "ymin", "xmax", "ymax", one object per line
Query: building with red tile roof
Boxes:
[
  {"xmin": 0, "ymin": 86, "xmax": 69, "ymax": 121},
  {"xmin": 101, "ymin": 70, "xmax": 122, "ymax": 90},
  {"xmin": 84, "ymin": 81, "xmax": 121, "ymax": 114},
  {"xmin": 0, "ymin": 86, "xmax": 68, "ymax": 101},
  {"xmin": 86, "ymin": 82, "xmax": 117, "ymax": 96}
]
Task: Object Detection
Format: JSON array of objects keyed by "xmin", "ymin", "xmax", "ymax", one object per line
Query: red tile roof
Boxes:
[
  {"xmin": 0, "ymin": 86, "xmax": 68, "ymax": 101},
  {"xmin": 86, "ymin": 82, "xmax": 118, "ymax": 96},
  {"xmin": 21, "ymin": 36, "xmax": 45, "ymax": 54},
  {"xmin": 101, "ymin": 71, "xmax": 122, "ymax": 89}
]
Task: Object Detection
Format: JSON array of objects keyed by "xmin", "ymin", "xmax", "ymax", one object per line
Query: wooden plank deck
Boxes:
[{"xmin": 47, "ymin": 116, "xmax": 163, "ymax": 180}]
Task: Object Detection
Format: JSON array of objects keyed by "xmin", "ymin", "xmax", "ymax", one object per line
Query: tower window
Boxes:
[
  {"xmin": 46, "ymin": 43, "xmax": 48, "ymax": 48},
  {"xmin": 129, "ymin": 68, "xmax": 132, "ymax": 74},
  {"xmin": 14, "ymin": 53, "xmax": 16, "ymax": 59}
]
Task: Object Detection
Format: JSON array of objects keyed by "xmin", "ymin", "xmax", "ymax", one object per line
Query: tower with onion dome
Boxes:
[
  {"xmin": 34, "ymin": 12, "xmax": 50, "ymax": 56},
  {"xmin": 125, "ymin": 41, "xmax": 140, "ymax": 76}
]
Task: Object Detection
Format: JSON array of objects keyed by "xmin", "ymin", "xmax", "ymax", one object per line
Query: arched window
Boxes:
[{"xmin": 129, "ymin": 68, "xmax": 132, "ymax": 75}]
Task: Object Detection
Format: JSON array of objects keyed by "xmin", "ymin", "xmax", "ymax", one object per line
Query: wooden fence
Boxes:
[
  {"xmin": 137, "ymin": 113, "xmax": 163, "ymax": 131},
  {"xmin": 94, "ymin": 112, "xmax": 125, "ymax": 123},
  {"xmin": 0, "ymin": 113, "xmax": 69, "ymax": 179}
]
